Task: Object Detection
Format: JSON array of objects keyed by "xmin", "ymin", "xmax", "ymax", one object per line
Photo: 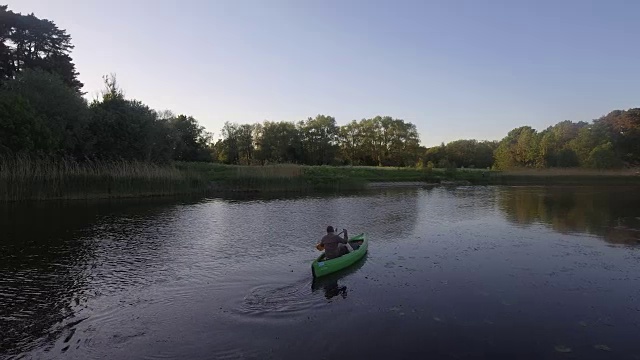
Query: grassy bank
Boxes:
[
  {"xmin": 177, "ymin": 163, "xmax": 369, "ymax": 192},
  {"xmin": 5, "ymin": 159, "xmax": 639, "ymax": 202},
  {"xmin": 179, "ymin": 163, "xmax": 640, "ymax": 191},
  {"xmin": 0, "ymin": 156, "xmax": 208, "ymax": 202},
  {"xmin": 177, "ymin": 162, "xmax": 493, "ymax": 191},
  {"xmin": 488, "ymin": 168, "xmax": 640, "ymax": 185}
]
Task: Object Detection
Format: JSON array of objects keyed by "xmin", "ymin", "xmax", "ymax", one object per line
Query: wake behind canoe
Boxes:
[{"xmin": 312, "ymin": 233, "xmax": 368, "ymax": 278}]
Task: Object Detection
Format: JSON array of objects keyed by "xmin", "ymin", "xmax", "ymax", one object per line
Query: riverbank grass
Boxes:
[
  {"xmin": 490, "ymin": 168, "xmax": 640, "ymax": 185},
  {"xmin": 177, "ymin": 163, "xmax": 369, "ymax": 191},
  {"xmin": 0, "ymin": 156, "xmax": 207, "ymax": 201},
  {"xmin": 177, "ymin": 162, "xmax": 492, "ymax": 191},
  {"xmin": 179, "ymin": 163, "xmax": 640, "ymax": 190},
  {"xmin": 4, "ymin": 158, "xmax": 639, "ymax": 202}
]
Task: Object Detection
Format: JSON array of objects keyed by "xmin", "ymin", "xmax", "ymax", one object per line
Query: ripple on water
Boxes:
[
  {"xmin": 142, "ymin": 347, "xmax": 264, "ymax": 360},
  {"xmin": 234, "ymin": 278, "xmax": 322, "ymax": 319}
]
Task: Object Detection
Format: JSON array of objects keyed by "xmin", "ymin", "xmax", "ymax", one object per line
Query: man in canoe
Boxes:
[{"xmin": 316, "ymin": 226, "xmax": 349, "ymax": 260}]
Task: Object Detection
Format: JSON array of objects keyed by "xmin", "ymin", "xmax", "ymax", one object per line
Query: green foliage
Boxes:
[
  {"xmin": 87, "ymin": 75, "xmax": 173, "ymax": 163},
  {"xmin": 594, "ymin": 108, "xmax": 640, "ymax": 164},
  {"xmin": 555, "ymin": 148, "xmax": 579, "ymax": 167},
  {"xmin": 588, "ymin": 142, "xmax": 622, "ymax": 169},
  {"xmin": 425, "ymin": 139, "xmax": 496, "ymax": 169},
  {"xmin": 171, "ymin": 114, "xmax": 213, "ymax": 162},
  {"xmin": 426, "ymin": 161, "xmax": 434, "ymax": 172},
  {"xmin": 217, "ymin": 122, "xmax": 240, "ymax": 164},
  {"xmin": 0, "ymin": 6, "xmax": 215, "ymax": 166},
  {"xmin": 444, "ymin": 166, "xmax": 457, "ymax": 177},
  {"xmin": 217, "ymin": 115, "xmax": 421, "ymax": 167},
  {"xmin": 0, "ymin": 92, "xmax": 51, "ymax": 153},
  {"xmin": 0, "ymin": 5, "xmax": 83, "ymax": 92},
  {"xmin": 179, "ymin": 162, "xmax": 496, "ymax": 193},
  {"xmin": 493, "ymin": 116, "xmax": 636, "ymax": 170},
  {"xmin": 3, "ymin": 69, "xmax": 88, "ymax": 155},
  {"xmin": 300, "ymin": 115, "xmax": 339, "ymax": 165},
  {"xmin": 254, "ymin": 121, "xmax": 302, "ymax": 164},
  {"xmin": 567, "ymin": 125, "xmax": 605, "ymax": 166},
  {"xmin": 492, "ymin": 126, "xmax": 541, "ymax": 169},
  {"xmin": 2, "ymin": 3, "xmax": 640, "ymax": 185}
]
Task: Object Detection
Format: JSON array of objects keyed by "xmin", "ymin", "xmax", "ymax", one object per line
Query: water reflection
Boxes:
[
  {"xmin": 497, "ymin": 186, "xmax": 640, "ymax": 245},
  {"xmin": 0, "ymin": 189, "xmax": 419, "ymax": 358},
  {"xmin": 311, "ymin": 254, "xmax": 368, "ymax": 300},
  {"xmin": 0, "ymin": 197, "xmax": 203, "ymax": 356},
  {"xmin": 4, "ymin": 186, "xmax": 638, "ymax": 360}
]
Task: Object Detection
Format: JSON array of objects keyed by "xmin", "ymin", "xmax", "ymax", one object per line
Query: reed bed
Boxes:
[
  {"xmin": 177, "ymin": 163, "xmax": 369, "ymax": 192},
  {"xmin": 193, "ymin": 163, "xmax": 640, "ymax": 189},
  {"xmin": 231, "ymin": 164, "xmax": 365, "ymax": 191},
  {"xmin": 178, "ymin": 162, "xmax": 495, "ymax": 192},
  {"xmin": 0, "ymin": 155, "xmax": 207, "ymax": 201},
  {"xmin": 498, "ymin": 168, "xmax": 639, "ymax": 176},
  {"xmin": 489, "ymin": 168, "xmax": 640, "ymax": 185},
  {"xmin": 236, "ymin": 164, "xmax": 304, "ymax": 178}
]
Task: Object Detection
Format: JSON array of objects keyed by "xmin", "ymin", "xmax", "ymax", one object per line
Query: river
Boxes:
[{"xmin": 1, "ymin": 186, "xmax": 639, "ymax": 360}]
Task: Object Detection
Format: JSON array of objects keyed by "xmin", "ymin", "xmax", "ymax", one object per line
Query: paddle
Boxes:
[{"xmin": 336, "ymin": 226, "xmax": 353, "ymax": 253}]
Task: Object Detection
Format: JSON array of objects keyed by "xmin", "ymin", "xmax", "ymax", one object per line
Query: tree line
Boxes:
[
  {"xmin": 0, "ymin": 68, "xmax": 213, "ymax": 163},
  {"xmin": 215, "ymin": 108, "xmax": 639, "ymax": 170},
  {"xmin": 0, "ymin": 6, "xmax": 212, "ymax": 163},
  {"xmin": 0, "ymin": 5, "xmax": 82, "ymax": 92},
  {"xmin": 491, "ymin": 110, "xmax": 640, "ymax": 169},
  {"xmin": 420, "ymin": 110, "xmax": 640, "ymax": 170},
  {"xmin": 215, "ymin": 115, "xmax": 421, "ymax": 166},
  {"xmin": 1, "ymin": 5, "xmax": 638, "ymax": 170}
]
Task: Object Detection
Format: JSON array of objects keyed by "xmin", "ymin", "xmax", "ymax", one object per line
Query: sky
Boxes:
[{"xmin": 6, "ymin": 0, "xmax": 640, "ymax": 146}]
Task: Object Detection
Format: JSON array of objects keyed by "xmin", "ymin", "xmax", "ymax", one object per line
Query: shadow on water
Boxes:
[
  {"xmin": 496, "ymin": 186, "xmax": 640, "ymax": 245},
  {"xmin": 311, "ymin": 254, "xmax": 368, "ymax": 300}
]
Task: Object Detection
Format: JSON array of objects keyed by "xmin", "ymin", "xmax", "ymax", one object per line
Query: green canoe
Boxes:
[{"xmin": 312, "ymin": 233, "xmax": 368, "ymax": 278}]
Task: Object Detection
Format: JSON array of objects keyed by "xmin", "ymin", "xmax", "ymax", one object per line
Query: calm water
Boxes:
[{"xmin": 1, "ymin": 186, "xmax": 639, "ymax": 360}]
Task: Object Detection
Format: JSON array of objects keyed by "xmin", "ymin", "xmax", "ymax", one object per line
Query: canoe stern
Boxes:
[{"xmin": 312, "ymin": 233, "xmax": 367, "ymax": 278}]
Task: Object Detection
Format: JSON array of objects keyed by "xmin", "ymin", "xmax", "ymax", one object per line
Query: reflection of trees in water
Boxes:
[
  {"xmin": 212, "ymin": 188, "xmax": 421, "ymax": 243},
  {"xmin": 0, "ymin": 197, "xmax": 200, "ymax": 356},
  {"xmin": 326, "ymin": 189, "xmax": 421, "ymax": 239},
  {"xmin": 0, "ymin": 191, "xmax": 418, "ymax": 356},
  {"xmin": 1, "ymin": 202, "xmax": 103, "ymax": 355},
  {"xmin": 497, "ymin": 186, "xmax": 640, "ymax": 245}
]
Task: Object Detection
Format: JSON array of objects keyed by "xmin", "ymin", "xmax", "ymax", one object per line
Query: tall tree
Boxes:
[
  {"xmin": 171, "ymin": 114, "xmax": 212, "ymax": 162},
  {"xmin": 338, "ymin": 120, "xmax": 363, "ymax": 165},
  {"xmin": 494, "ymin": 126, "xmax": 540, "ymax": 169},
  {"xmin": 3, "ymin": 69, "xmax": 88, "ymax": 156},
  {"xmin": 219, "ymin": 122, "xmax": 240, "ymax": 164},
  {"xmin": 87, "ymin": 75, "xmax": 174, "ymax": 163},
  {"xmin": 254, "ymin": 121, "xmax": 302, "ymax": 164},
  {"xmin": 0, "ymin": 91, "xmax": 50, "ymax": 153},
  {"xmin": 0, "ymin": 5, "xmax": 83, "ymax": 92},
  {"xmin": 440, "ymin": 139, "xmax": 496, "ymax": 169},
  {"xmin": 236, "ymin": 123, "xmax": 255, "ymax": 165},
  {"xmin": 299, "ymin": 115, "xmax": 338, "ymax": 165},
  {"xmin": 595, "ymin": 108, "xmax": 640, "ymax": 165}
]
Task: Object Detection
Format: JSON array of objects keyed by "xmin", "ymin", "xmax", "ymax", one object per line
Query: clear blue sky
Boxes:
[{"xmin": 7, "ymin": 0, "xmax": 640, "ymax": 146}]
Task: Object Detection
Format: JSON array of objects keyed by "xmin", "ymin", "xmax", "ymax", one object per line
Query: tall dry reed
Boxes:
[{"xmin": 0, "ymin": 155, "xmax": 207, "ymax": 201}]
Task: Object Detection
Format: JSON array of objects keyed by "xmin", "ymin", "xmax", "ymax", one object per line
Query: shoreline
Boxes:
[{"xmin": 3, "ymin": 161, "xmax": 640, "ymax": 202}]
